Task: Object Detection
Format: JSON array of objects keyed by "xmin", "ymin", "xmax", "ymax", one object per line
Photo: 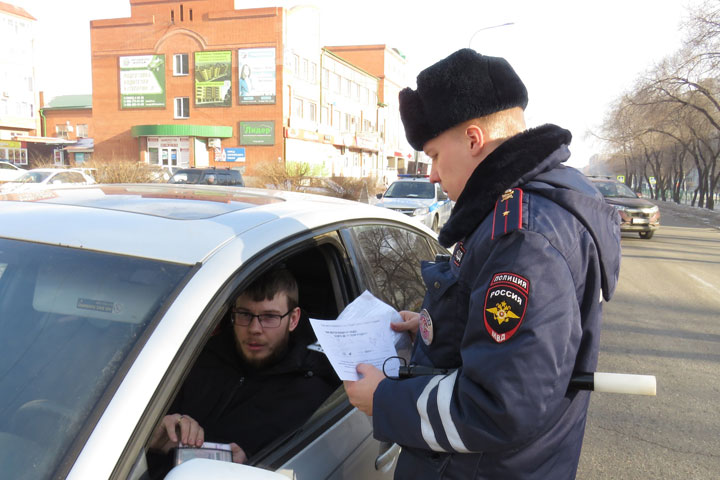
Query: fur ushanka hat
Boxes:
[{"xmin": 399, "ymin": 48, "xmax": 528, "ymax": 151}]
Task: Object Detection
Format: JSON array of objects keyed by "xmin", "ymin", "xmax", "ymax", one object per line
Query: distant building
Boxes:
[
  {"xmin": 40, "ymin": 95, "xmax": 94, "ymax": 164},
  {"xmin": 325, "ymin": 44, "xmax": 421, "ymax": 178},
  {"xmin": 86, "ymin": 0, "xmax": 412, "ymax": 179},
  {"xmin": 0, "ymin": 1, "xmax": 40, "ymax": 166}
]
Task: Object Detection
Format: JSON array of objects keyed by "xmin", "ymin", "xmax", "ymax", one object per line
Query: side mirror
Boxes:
[
  {"xmin": 165, "ymin": 458, "xmax": 289, "ymax": 480},
  {"xmin": 376, "ymin": 193, "xmax": 382, "ymax": 199}
]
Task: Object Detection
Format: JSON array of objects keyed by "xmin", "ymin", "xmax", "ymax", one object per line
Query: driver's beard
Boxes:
[{"xmin": 239, "ymin": 331, "xmax": 290, "ymax": 370}]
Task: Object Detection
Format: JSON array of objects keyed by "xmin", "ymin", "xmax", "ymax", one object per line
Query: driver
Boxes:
[{"xmin": 148, "ymin": 267, "xmax": 339, "ymax": 467}]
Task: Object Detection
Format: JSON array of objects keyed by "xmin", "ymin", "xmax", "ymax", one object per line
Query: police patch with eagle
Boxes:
[{"xmin": 483, "ymin": 272, "xmax": 530, "ymax": 343}]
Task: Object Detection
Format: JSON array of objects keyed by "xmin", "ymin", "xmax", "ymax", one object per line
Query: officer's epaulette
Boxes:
[{"xmin": 491, "ymin": 188, "xmax": 524, "ymax": 240}]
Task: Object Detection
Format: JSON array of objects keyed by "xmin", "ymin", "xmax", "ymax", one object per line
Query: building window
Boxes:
[
  {"xmin": 293, "ymin": 54, "xmax": 300, "ymax": 74},
  {"xmin": 333, "ymin": 110, "xmax": 341, "ymax": 128},
  {"xmin": 302, "ymin": 59, "xmax": 308, "ymax": 80},
  {"xmin": 55, "ymin": 124, "xmax": 70, "ymax": 139},
  {"xmin": 76, "ymin": 124, "xmax": 89, "ymax": 138},
  {"xmin": 173, "ymin": 54, "xmax": 189, "ymax": 76},
  {"xmin": 343, "ymin": 78, "xmax": 351, "ymax": 97},
  {"xmin": 292, "ymin": 97, "xmax": 303, "ymax": 118},
  {"xmin": 310, "ymin": 62, "xmax": 317, "ymax": 83},
  {"xmin": 321, "ymin": 106, "xmax": 329, "ymax": 124},
  {"xmin": 307, "ymin": 102, "xmax": 317, "ymax": 122},
  {"xmin": 322, "ymin": 68, "xmax": 329, "ymax": 89},
  {"xmin": 174, "ymin": 97, "xmax": 189, "ymax": 119},
  {"xmin": 331, "ymin": 73, "xmax": 341, "ymax": 93}
]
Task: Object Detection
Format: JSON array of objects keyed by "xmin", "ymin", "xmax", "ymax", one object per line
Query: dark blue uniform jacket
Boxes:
[{"xmin": 373, "ymin": 125, "xmax": 622, "ymax": 479}]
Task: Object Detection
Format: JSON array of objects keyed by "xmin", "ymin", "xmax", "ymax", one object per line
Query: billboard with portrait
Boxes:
[
  {"xmin": 238, "ymin": 48, "xmax": 276, "ymax": 104},
  {"xmin": 195, "ymin": 51, "xmax": 232, "ymax": 107},
  {"xmin": 119, "ymin": 55, "xmax": 166, "ymax": 108}
]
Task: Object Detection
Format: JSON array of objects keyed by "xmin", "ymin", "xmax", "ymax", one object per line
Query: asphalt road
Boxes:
[{"xmin": 576, "ymin": 202, "xmax": 720, "ymax": 479}]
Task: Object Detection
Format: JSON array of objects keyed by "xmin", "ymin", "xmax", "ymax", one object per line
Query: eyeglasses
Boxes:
[{"xmin": 231, "ymin": 308, "xmax": 294, "ymax": 328}]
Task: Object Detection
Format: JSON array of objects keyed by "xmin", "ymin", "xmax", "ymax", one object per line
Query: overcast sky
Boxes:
[{"xmin": 13, "ymin": 0, "xmax": 703, "ymax": 167}]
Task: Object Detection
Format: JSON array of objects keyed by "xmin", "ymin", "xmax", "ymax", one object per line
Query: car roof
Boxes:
[
  {"xmin": 392, "ymin": 175, "xmax": 431, "ymax": 182},
  {"xmin": 0, "ymin": 183, "xmax": 416, "ymax": 265}
]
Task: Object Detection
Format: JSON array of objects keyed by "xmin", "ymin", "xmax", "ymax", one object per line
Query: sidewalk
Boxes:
[{"xmin": 657, "ymin": 199, "xmax": 720, "ymax": 230}]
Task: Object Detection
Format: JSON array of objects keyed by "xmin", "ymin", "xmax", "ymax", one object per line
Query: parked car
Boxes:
[
  {"xmin": 0, "ymin": 161, "xmax": 25, "ymax": 183},
  {"xmin": 0, "ymin": 168, "xmax": 96, "ymax": 193},
  {"xmin": 169, "ymin": 167, "xmax": 244, "ymax": 186},
  {"xmin": 0, "ymin": 183, "xmax": 447, "ymax": 480},
  {"xmin": 589, "ymin": 177, "xmax": 660, "ymax": 239},
  {"xmin": 375, "ymin": 175, "xmax": 452, "ymax": 232}
]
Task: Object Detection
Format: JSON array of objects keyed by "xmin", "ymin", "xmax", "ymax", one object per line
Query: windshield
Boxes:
[
  {"xmin": 15, "ymin": 171, "xmax": 52, "ymax": 184},
  {"xmin": 595, "ymin": 181, "xmax": 638, "ymax": 199},
  {"xmin": 384, "ymin": 181, "xmax": 435, "ymax": 199},
  {"xmin": 169, "ymin": 171, "xmax": 202, "ymax": 184},
  {"xmin": 0, "ymin": 239, "xmax": 191, "ymax": 479}
]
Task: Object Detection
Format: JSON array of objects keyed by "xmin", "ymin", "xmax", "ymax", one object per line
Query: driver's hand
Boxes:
[
  {"xmin": 229, "ymin": 443, "xmax": 247, "ymax": 464},
  {"xmin": 148, "ymin": 414, "xmax": 204, "ymax": 453}
]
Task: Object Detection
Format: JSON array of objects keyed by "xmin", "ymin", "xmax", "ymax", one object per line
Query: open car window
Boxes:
[{"xmin": 141, "ymin": 236, "xmax": 353, "ymax": 478}]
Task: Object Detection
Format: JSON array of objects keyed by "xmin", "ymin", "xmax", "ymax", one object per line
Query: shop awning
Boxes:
[
  {"xmin": 64, "ymin": 138, "xmax": 94, "ymax": 153},
  {"xmin": 13, "ymin": 135, "xmax": 74, "ymax": 145},
  {"xmin": 131, "ymin": 125, "xmax": 233, "ymax": 138}
]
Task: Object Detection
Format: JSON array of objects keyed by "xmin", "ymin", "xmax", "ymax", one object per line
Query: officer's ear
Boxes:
[{"xmin": 465, "ymin": 124, "xmax": 485, "ymax": 156}]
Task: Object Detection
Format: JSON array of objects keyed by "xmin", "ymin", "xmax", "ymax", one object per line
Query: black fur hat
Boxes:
[{"xmin": 399, "ymin": 48, "xmax": 528, "ymax": 151}]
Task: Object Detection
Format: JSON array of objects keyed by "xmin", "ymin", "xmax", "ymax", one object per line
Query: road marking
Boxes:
[{"xmin": 688, "ymin": 273, "xmax": 720, "ymax": 295}]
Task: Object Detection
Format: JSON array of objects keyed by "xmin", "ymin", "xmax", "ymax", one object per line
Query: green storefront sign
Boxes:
[
  {"xmin": 239, "ymin": 121, "xmax": 275, "ymax": 145},
  {"xmin": 195, "ymin": 51, "xmax": 232, "ymax": 107},
  {"xmin": 119, "ymin": 55, "xmax": 166, "ymax": 109}
]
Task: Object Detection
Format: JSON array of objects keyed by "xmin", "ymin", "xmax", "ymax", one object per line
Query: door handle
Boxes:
[{"xmin": 375, "ymin": 442, "xmax": 401, "ymax": 472}]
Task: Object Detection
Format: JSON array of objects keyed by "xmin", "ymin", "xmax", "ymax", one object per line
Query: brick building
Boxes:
[{"xmin": 88, "ymin": 0, "xmax": 413, "ymax": 179}]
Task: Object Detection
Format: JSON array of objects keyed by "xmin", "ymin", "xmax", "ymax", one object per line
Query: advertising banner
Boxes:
[
  {"xmin": 239, "ymin": 121, "xmax": 275, "ymax": 145},
  {"xmin": 119, "ymin": 55, "xmax": 166, "ymax": 108},
  {"xmin": 195, "ymin": 51, "xmax": 232, "ymax": 107},
  {"xmin": 221, "ymin": 148, "xmax": 246, "ymax": 162},
  {"xmin": 238, "ymin": 48, "xmax": 276, "ymax": 104}
]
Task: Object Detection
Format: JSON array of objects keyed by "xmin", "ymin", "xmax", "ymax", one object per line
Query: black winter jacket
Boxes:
[{"xmin": 170, "ymin": 324, "xmax": 339, "ymax": 457}]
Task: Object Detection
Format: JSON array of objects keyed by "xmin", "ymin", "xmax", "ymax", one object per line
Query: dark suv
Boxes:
[
  {"xmin": 589, "ymin": 176, "xmax": 660, "ymax": 239},
  {"xmin": 168, "ymin": 168, "xmax": 244, "ymax": 187}
]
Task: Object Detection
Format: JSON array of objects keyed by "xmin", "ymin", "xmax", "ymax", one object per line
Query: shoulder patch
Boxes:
[
  {"xmin": 452, "ymin": 241, "xmax": 466, "ymax": 267},
  {"xmin": 483, "ymin": 272, "xmax": 530, "ymax": 343},
  {"xmin": 491, "ymin": 188, "xmax": 524, "ymax": 240}
]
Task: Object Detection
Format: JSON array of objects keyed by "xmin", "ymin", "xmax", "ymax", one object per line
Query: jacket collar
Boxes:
[{"xmin": 438, "ymin": 124, "xmax": 572, "ymax": 247}]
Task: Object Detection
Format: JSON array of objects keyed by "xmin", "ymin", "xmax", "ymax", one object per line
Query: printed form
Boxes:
[{"xmin": 310, "ymin": 290, "xmax": 412, "ymax": 381}]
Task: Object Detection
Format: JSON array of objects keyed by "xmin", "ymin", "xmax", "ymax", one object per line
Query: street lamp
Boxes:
[{"xmin": 468, "ymin": 22, "xmax": 515, "ymax": 48}]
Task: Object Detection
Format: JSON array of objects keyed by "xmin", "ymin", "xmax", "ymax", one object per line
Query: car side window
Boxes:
[{"xmin": 344, "ymin": 225, "xmax": 444, "ymax": 312}]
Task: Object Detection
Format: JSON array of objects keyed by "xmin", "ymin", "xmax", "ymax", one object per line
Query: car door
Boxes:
[{"xmin": 124, "ymin": 228, "xmax": 399, "ymax": 480}]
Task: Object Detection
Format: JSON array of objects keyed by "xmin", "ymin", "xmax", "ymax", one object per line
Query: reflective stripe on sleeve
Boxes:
[
  {"xmin": 416, "ymin": 375, "xmax": 446, "ymax": 452},
  {"xmin": 436, "ymin": 370, "xmax": 470, "ymax": 452}
]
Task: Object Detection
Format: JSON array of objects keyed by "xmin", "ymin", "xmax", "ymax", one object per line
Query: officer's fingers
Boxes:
[{"xmin": 391, "ymin": 318, "xmax": 418, "ymax": 332}]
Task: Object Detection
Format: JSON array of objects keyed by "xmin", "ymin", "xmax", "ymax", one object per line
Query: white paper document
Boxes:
[{"xmin": 310, "ymin": 290, "xmax": 412, "ymax": 381}]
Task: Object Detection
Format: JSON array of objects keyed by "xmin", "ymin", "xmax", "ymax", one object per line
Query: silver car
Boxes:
[
  {"xmin": 0, "ymin": 184, "xmax": 448, "ymax": 480},
  {"xmin": 375, "ymin": 176, "xmax": 452, "ymax": 232}
]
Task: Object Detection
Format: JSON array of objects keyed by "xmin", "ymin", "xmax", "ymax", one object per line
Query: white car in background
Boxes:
[
  {"xmin": 0, "ymin": 161, "xmax": 25, "ymax": 183},
  {"xmin": 0, "ymin": 184, "xmax": 447, "ymax": 480},
  {"xmin": 0, "ymin": 168, "xmax": 95, "ymax": 193},
  {"xmin": 375, "ymin": 175, "xmax": 453, "ymax": 232}
]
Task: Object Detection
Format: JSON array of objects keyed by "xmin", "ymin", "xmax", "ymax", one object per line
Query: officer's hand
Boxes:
[
  {"xmin": 344, "ymin": 363, "xmax": 385, "ymax": 416},
  {"xmin": 148, "ymin": 414, "xmax": 204, "ymax": 453},
  {"xmin": 229, "ymin": 443, "xmax": 247, "ymax": 464},
  {"xmin": 391, "ymin": 310, "xmax": 420, "ymax": 343}
]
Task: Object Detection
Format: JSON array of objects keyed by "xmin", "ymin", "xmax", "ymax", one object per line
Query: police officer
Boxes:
[{"xmin": 344, "ymin": 48, "xmax": 622, "ymax": 479}]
